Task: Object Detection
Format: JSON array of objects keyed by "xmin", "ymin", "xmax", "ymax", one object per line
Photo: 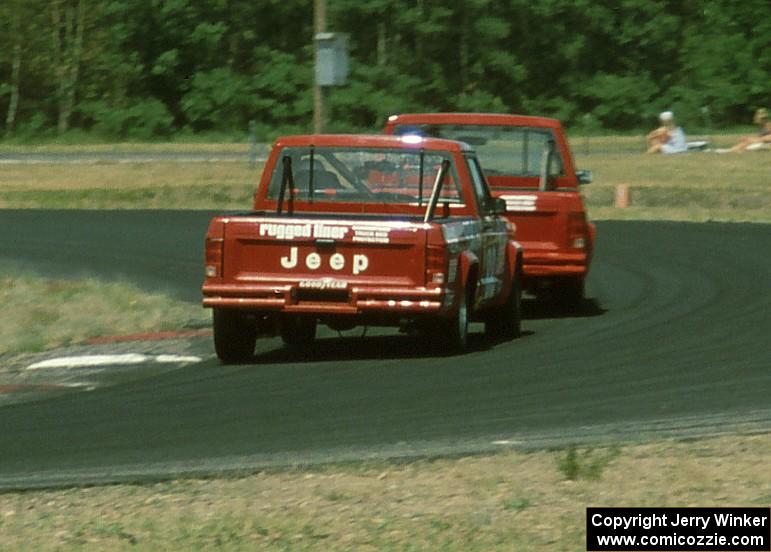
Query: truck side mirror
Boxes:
[{"xmin": 577, "ymin": 169, "xmax": 593, "ymax": 185}]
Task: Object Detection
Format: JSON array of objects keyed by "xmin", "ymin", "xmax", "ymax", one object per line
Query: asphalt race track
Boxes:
[{"xmin": 1, "ymin": 211, "xmax": 769, "ymax": 489}]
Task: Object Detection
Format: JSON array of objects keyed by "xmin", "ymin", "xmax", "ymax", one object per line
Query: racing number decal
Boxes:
[
  {"xmin": 480, "ymin": 223, "xmax": 507, "ymax": 300},
  {"xmin": 482, "ymin": 241, "xmax": 499, "ymax": 281}
]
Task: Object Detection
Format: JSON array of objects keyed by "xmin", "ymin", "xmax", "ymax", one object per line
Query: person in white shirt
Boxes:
[{"xmin": 646, "ymin": 111, "xmax": 688, "ymax": 154}]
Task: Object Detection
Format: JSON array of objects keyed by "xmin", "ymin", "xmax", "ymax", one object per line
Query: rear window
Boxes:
[
  {"xmin": 267, "ymin": 146, "xmax": 463, "ymax": 205},
  {"xmin": 393, "ymin": 124, "xmax": 564, "ymax": 178}
]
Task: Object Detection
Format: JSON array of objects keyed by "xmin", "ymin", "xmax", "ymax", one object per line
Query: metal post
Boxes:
[{"xmin": 313, "ymin": 0, "xmax": 326, "ymax": 134}]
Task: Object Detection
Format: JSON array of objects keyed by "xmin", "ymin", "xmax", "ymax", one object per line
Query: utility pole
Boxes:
[{"xmin": 313, "ymin": 0, "xmax": 326, "ymax": 134}]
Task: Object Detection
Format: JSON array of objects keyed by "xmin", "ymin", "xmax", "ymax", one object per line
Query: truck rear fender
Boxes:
[
  {"xmin": 457, "ymin": 250, "xmax": 479, "ymax": 308},
  {"xmin": 505, "ymin": 240, "xmax": 524, "ymax": 296}
]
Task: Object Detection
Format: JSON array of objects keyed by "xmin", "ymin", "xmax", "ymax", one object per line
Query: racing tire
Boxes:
[
  {"xmin": 213, "ymin": 309, "xmax": 257, "ymax": 364},
  {"xmin": 280, "ymin": 316, "xmax": 317, "ymax": 347},
  {"xmin": 485, "ymin": 269, "xmax": 522, "ymax": 341}
]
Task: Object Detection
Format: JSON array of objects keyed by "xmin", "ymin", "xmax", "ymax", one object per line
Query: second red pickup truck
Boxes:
[
  {"xmin": 202, "ymin": 134, "xmax": 523, "ymax": 363},
  {"xmin": 385, "ymin": 113, "xmax": 595, "ymax": 306}
]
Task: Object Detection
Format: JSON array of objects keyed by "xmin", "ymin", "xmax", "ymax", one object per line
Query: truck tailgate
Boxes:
[
  {"xmin": 494, "ymin": 190, "xmax": 590, "ymax": 276},
  {"xmin": 222, "ymin": 217, "xmax": 427, "ymax": 287},
  {"xmin": 497, "ymin": 191, "xmax": 563, "ymax": 250}
]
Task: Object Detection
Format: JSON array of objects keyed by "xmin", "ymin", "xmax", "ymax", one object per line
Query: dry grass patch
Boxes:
[
  {"xmin": 0, "ymin": 143, "xmax": 257, "ymax": 154},
  {"xmin": 568, "ymin": 133, "xmax": 740, "ymax": 155},
  {"xmin": 572, "ymin": 139, "xmax": 771, "ymax": 222},
  {"xmin": 0, "ymin": 162, "xmax": 255, "ymax": 192},
  {"xmin": 576, "ymin": 150, "xmax": 771, "ymax": 190},
  {"xmin": 1, "ymin": 273, "xmax": 205, "ymax": 354},
  {"xmin": 0, "ymin": 162, "xmax": 258, "ymax": 209},
  {"xmin": 0, "ymin": 434, "xmax": 767, "ymax": 551}
]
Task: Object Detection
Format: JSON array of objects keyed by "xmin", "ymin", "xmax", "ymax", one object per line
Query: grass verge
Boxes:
[
  {"xmin": 574, "ymin": 144, "xmax": 771, "ymax": 222},
  {"xmin": 0, "ymin": 434, "xmax": 767, "ymax": 550},
  {"xmin": 0, "ymin": 142, "xmax": 257, "ymax": 153},
  {"xmin": 0, "ymin": 162, "xmax": 257, "ymax": 210},
  {"xmin": 1, "ymin": 272, "xmax": 205, "ymax": 355},
  {"xmin": 0, "ymin": 137, "xmax": 770, "ymax": 220}
]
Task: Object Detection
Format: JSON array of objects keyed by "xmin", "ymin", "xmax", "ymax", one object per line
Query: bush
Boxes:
[
  {"xmin": 80, "ymin": 99, "xmax": 174, "ymax": 140},
  {"xmin": 556, "ymin": 445, "xmax": 621, "ymax": 481}
]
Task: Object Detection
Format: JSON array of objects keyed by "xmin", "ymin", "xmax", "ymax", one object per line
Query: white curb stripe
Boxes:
[
  {"xmin": 27, "ymin": 354, "xmax": 202, "ymax": 370},
  {"xmin": 155, "ymin": 355, "xmax": 202, "ymax": 364},
  {"xmin": 28, "ymin": 354, "xmax": 149, "ymax": 369}
]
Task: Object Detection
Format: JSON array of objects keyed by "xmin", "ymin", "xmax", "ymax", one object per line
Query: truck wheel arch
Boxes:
[
  {"xmin": 506, "ymin": 241, "xmax": 524, "ymax": 288},
  {"xmin": 457, "ymin": 250, "xmax": 479, "ymax": 307}
]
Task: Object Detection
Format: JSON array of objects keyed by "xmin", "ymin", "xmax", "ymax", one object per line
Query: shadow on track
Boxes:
[
  {"xmin": 218, "ymin": 296, "xmax": 605, "ymax": 366},
  {"xmin": 239, "ymin": 329, "xmax": 536, "ymax": 365},
  {"xmin": 220, "ymin": 296, "xmax": 606, "ymax": 367},
  {"xmin": 522, "ymin": 297, "xmax": 606, "ymax": 321}
]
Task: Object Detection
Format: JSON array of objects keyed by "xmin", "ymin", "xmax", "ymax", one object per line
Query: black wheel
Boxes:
[
  {"xmin": 486, "ymin": 269, "xmax": 522, "ymax": 340},
  {"xmin": 213, "ymin": 309, "xmax": 257, "ymax": 364},
  {"xmin": 441, "ymin": 289, "xmax": 469, "ymax": 353},
  {"xmin": 280, "ymin": 316, "xmax": 317, "ymax": 347}
]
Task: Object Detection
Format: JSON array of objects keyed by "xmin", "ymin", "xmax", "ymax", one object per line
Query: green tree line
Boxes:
[{"xmin": 1, "ymin": 0, "xmax": 769, "ymax": 140}]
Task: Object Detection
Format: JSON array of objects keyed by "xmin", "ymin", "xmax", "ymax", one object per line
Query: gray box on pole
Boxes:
[{"xmin": 315, "ymin": 33, "xmax": 349, "ymax": 86}]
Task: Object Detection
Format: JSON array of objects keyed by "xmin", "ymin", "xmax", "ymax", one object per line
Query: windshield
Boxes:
[
  {"xmin": 267, "ymin": 147, "xmax": 463, "ymax": 205},
  {"xmin": 393, "ymin": 124, "xmax": 564, "ymax": 179}
]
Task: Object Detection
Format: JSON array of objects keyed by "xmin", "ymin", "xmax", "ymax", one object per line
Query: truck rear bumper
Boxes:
[
  {"xmin": 202, "ymin": 283, "xmax": 445, "ymax": 315},
  {"xmin": 522, "ymin": 251, "xmax": 590, "ymax": 279}
]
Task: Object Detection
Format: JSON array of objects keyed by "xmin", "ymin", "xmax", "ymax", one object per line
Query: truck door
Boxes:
[{"xmin": 465, "ymin": 155, "xmax": 507, "ymax": 305}]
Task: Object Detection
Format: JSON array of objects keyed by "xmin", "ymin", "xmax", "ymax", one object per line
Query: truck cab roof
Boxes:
[
  {"xmin": 386, "ymin": 113, "xmax": 562, "ymax": 130},
  {"xmin": 273, "ymin": 134, "xmax": 475, "ymax": 153}
]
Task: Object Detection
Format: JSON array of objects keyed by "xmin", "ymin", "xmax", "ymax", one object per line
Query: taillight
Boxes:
[
  {"xmin": 205, "ymin": 237, "xmax": 224, "ymax": 278},
  {"xmin": 567, "ymin": 214, "xmax": 587, "ymax": 249},
  {"xmin": 426, "ymin": 243, "xmax": 447, "ymax": 286}
]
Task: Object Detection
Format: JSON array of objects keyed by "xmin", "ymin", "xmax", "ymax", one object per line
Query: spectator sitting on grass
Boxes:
[
  {"xmin": 646, "ymin": 111, "xmax": 688, "ymax": 154},
  {"xmin": 729, "ymin": 108, "xmax": 771, "ymax": 152}
]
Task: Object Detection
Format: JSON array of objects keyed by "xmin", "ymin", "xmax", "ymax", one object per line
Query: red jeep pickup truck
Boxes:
[
  {"xmin": 385, "ymin": 113, "xmax": 595, "ymax": 306},
  {"xmin": 202, "ymin": 134, "xmax": 523, "ymax": 363}
]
